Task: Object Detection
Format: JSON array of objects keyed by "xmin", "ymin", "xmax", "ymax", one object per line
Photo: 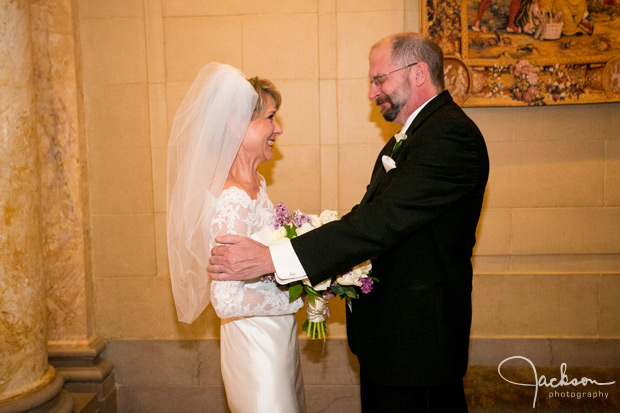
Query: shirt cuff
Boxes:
[{"xmin": 269, "ymin": 239, "xmax": 307, "ymax": 284}]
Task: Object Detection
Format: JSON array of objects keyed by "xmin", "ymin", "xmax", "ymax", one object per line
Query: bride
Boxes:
[{"xmin": 166, "ymin": 63, "xmax": 306, "ymax": 412}]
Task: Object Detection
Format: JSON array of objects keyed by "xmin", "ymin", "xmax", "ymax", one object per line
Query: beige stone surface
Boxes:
[
  {"xmin": 151, "ymin": 148, "xmax": 167, "ymax": 214},
  {"xmin": 258, "ymin": 144, "xmax": 322, "ymax": 214},
  {"xmin": 320, "ymin": 145, "xmax": 340, "ymax": 211},
  {"xmin": 84, "ymin": 83, "xmax": 151, "ymax": 150},
  {"xmin": 242, "ymin": 14, "xmax": 319, "ymax": 80},
  {"xmin": 473, "ymin": 209, "xmax": 512, "ymax": 255},
  {"xmin": 511, "ymin": 254, "xmax": 620, "ymax": 274},
  {"xmin": 318, "ymin": 0, "xmax": 336, "ymax": 13},
  {"xmin": 80, "ymin": 16, "xmax": 147, "ymax": 85},
  {"xmin": 404, "ymin": 0, "xmax": 420, "ymax": 30},
  {"xmin": 94, "ymin": 277, "xmax": 219, "ymax": 339},
  {"xmin": 514, "ymin": 104, "xmax": 620, "ymax": 142},
  {"xmin": 144, "ymin": 0, "xmax": 165, "ymax": 84},
  {"xmin": 162, "ymin": 0, "xmax": 317, "ymax": 17},
  {"xmin": 319, "ymin": 80, "xmax": 338, "ymax": 145},
  {"xmin": 272, "ymin": 79, "xmax": 320, "ymax": 146},
  {"xmin": 164, "ymin": 16, "xmax": 243, "ymax": 83},
  {"xmin": 319, "ymin": 13, "xmax": 337, "ymax": 79},
  {"xmin": 471, "ymin": 255, "xmax": 513, "ymax": 274},
  {"xmin": 337, "ymin": 0, "xmax": 404, "ymax": 12},
  {"xmin": 79, "ymin": 0, "xmax": 143, "ymax": 18},
  {"xmin": 471, "ymin": 274, "xmax": 600, "ymax": 337},
  {"xmin": 599, "ymin": 274, "xmax": 620, "ymax": 337},
  {"xmin": 88, "ymin": 148, "xmax": 154, "ymax": 214},
  {"xmin": 91, "ymin": 214, "xmax": 157, "ymax": 277},
  {"xmin": 337, "ymin": 11, "xmax": 405, "ymax": 78},
  {"xmin": 486, "ymin": 140, "xmax": 605, "ymax": 208},
  {"xmin": 148, "ymin": 83, "xmax": 168, "ymax": 148},
  {"xmin": 607, "ymin": 140, "xmax": 620, "ymax": 206},
  {"xmin": 512, "ymin": 208, "xmax": 620, "ymax": 254},
  {"xmin": 153, "ymin": 212, "xmax": 169, "ymax": 277},
  {"xmin": 473, "ymin": 254, "xmax": 620, "ymax": 276},
  {"xmin": 338, "ymin": 144, "xmax": 385, "ymax": 213},
  {"xmin": 165, "ymin": 81, "xmax": 192, "ymax": 132},
  {"xmin": 464, "ymin": 107, "xmax": 515, "ymax": 142}
]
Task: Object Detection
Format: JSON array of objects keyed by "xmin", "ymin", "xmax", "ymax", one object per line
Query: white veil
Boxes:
[{"xmin": 167, "ymin": 63, "xmax": 258, "ymax": 323}]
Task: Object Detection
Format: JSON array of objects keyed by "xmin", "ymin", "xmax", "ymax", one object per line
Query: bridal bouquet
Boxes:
[{"xmin": 273, "ymin": 202, "xmax": 376, "ymax": 339}]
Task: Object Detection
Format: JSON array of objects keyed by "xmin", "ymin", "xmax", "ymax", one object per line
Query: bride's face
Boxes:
[{"xmin": 240, "ymin": 95, "xmax": 282, "ymax": 163}]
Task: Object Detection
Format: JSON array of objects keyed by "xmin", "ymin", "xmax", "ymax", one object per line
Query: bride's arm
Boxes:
[{"xmin": 209, "ymin": 195, "xmax": 304, "ymax": 319}]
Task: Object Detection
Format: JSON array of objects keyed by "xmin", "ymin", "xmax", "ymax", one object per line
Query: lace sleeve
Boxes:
[{"xmin": 210, "ymin": 188, "xmax": 304, "ymax": 319}]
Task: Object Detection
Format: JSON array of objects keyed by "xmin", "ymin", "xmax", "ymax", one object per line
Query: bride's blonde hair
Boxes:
[{"xmin": 247, "ymin": 76, "xmax": 281, "ymax": 119}]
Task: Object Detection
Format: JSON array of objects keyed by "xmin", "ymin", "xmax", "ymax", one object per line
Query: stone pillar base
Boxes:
[
  {"xmin": 0, "ymin": 367, "xmax": 73, "ymax": 413},
  {"xmin": 48, "ymin": 338, "xmax": 117, "ymax": 413}
]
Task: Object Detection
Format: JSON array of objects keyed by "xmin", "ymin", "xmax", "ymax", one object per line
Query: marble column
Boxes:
[
  {"xmin": 0, "ymin": 0, "xmax": 71, "ymax": 412},
  {"xmin": 29, "ymin": 0, "xmax": 95, "ymax": 345},
  {"xmin": 28, "ymin": 0, "xmax": 116, "ymax": 410}
]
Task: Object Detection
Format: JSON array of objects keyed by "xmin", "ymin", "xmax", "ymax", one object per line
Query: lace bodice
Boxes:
[{"xmin": 210, "ymin": 179, "xmax": 304, "ymax": 319}]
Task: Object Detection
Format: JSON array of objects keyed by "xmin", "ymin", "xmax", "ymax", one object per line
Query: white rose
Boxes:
[
  {"xmin": 335, "ymin": 260, "xmax": 372, "ymax": 286},
  {"xmin": 309, "ymin": 214, "xmax": 321, "ymax": 228},
  {"xmin": 319, "ymin": 209, "xmax": 339, "ymax": 224},
  {"xmin": 336, "ymin": 270, "xmax": 362, "ymax": 287},
  {"xmin": 354, "ymin": 260, "xmax": 372, "ymax": 275},
  {"xmin": 302, "ymin": 277, "xmax": 331, "ymax": 292},
  {"xmin": 296, "ymin": 222, "xmax": 315, "ymax": 235},
  {"xmin": 272, "ymin": 227, "xmax": 287, "ymax": 242}
]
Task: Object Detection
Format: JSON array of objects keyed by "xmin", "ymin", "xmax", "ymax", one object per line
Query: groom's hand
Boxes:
[{"xmin": 207, "ymin": 234, "xmax": 276, "ymax": 280}]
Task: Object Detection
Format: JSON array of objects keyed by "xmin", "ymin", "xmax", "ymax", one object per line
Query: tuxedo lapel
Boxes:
[
  {"xmin": 360, "ymin": 91, "xmax": 454, "ymax": 205},
  {"xmin": 395, "ymin": 90, "xmax": 453, "ymax": 155},
  {"xmin": 361, "ymin": 148, "xmax": 388, "ymax": 205},
  {"xmin": 411, "ymin": 90, "xmax": 453, "ymax": 129}
]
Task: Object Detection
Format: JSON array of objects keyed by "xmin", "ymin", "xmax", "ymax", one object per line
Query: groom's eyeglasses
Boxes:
[{"xmin": 370, "ymin": 62, "xmax": 418, "ymax": 86}]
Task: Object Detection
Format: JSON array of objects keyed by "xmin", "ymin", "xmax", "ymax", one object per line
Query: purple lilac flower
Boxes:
[
  {"xmin": 360, "ymin": 278, "xmax": 374, "ymax": 294},
  {"xmin": 275, "ymin": 202, "xmax": 291, "ymax": 229},
  {"xmin": 291, "ymin": 211, "xmax": 312, "ymax": 228}
]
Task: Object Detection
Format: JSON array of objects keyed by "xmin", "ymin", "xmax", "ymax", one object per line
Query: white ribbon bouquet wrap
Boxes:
[{"xmin": 272, "ymin": 203, "xmax": 376, "ymax": 340}]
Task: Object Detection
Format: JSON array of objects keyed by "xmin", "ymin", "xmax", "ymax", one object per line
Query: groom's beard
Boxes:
[{"xmin": 375, "ymin": 82, "xmax": 409, "ymax": 122}]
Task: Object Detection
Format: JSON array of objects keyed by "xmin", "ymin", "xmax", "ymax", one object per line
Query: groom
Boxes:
[{"xmin": 208, "ymin": 32, "xmax": 489, "ymax": 412}]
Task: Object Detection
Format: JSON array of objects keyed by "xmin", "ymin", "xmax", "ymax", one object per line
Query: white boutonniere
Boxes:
[
  {"xmin": 382, "ymin": 155, "xmax": 396, "ymax": 172},
  {"xmin": 391, "ymin": 132, "xmax": 408, "ymax": 156},
  {"xmin": 395, "ymin": 132, "xmax": 407, "ymax": 142}
]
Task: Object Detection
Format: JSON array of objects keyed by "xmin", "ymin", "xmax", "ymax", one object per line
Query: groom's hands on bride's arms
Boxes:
[{"xmin": 207, "ymin": 234, "xmax": 276, "ymax": 280}]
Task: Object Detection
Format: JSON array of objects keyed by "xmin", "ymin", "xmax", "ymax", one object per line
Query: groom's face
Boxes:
[
  {"xmin": 376, "ymin": 80, "xmax": 410, "ymax": 123},
  {"xmin": 368, "ymin": 46, "xmax": 411, "ymax": 124}
]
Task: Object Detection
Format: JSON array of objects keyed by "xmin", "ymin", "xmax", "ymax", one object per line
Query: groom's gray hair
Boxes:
[{"xmin": 372, "ymin": 32, "xmax": 445, "ymax": 91}]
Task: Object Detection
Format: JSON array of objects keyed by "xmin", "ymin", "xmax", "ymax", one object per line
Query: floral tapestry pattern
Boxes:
[{"xmin": 422, "ymin": 0, "xmax": 620, "ymax": 106}]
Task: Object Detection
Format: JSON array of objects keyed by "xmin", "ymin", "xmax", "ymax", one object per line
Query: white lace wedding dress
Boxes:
[{"xmin": 210, "ymin": 178, "xmax": 306, "ymax": 413}]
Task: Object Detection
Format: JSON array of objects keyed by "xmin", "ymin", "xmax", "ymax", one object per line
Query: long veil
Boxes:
[{"xmin": 166, "ymin": 63, "xmax": 258, "ymax": 323}]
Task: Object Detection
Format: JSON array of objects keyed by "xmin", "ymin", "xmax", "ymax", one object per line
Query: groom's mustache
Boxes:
[{"xmin": 375, "ymin": 96, "xmax": 392, "ymax": 106}]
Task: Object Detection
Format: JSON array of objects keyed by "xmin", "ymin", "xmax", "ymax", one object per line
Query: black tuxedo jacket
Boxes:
[{"xmin": 291, "ymin": 90, "xmax": 489, "ymax": 387}]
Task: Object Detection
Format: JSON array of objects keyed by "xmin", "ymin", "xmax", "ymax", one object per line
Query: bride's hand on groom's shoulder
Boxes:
[{"xmin": 207, "ymin": 234, "xmax": 276, "ymax": 281}]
